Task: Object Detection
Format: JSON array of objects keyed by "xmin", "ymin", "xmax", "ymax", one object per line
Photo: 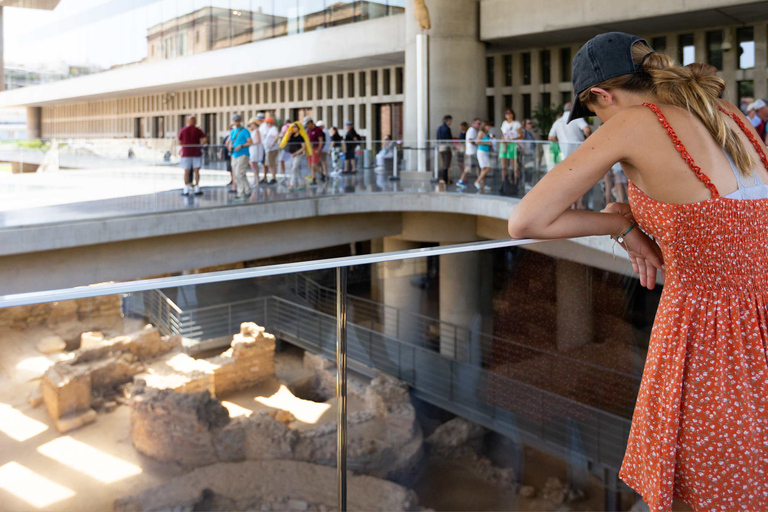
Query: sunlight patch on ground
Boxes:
[
  {"xmin": 37, "ymin": 436, "xmax": 142, "ymax": 484},
  {"xmin": 0, "ymin": 461, "xmax": 75, "ymax": 508},
  {"xmin": 0, "ymin": 403, "xmax": 48, "ymax": 442},
  {"xmin": 221, "ymin": 400, "xmax": 253, "ymax": 418},
  {"xmin": 16, "ymin": 355, "xmax": 57, "ymax": 375},
  {"xmin": 254, "ymin": 384, "xmax": 331, "ymax": 424}
]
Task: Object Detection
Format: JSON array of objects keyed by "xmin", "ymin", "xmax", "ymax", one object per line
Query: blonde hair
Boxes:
[{"xmin": 578, "ymin": 42, "xmax": 754, "ymax": 175}]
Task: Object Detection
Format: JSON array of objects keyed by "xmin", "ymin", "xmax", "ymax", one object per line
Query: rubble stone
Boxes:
[
  {"xmin": 36, "ymin": 335, "xmax": 66, "ymax": 354},
  {"xmin": 207, "ymin": 323, "xmax": 276, "ymax": 395},
  {"xmin": 541, "ymin": 477, "xmax": 566, "ymax": 506},
  {"xmin": 80, "ymin": 331, "xmax": 105, "ymax": 349},
  {"xmin": 425, "ymin": 417, "xmax": 487, "ymax": 454},
  {"xmin": 364, "ymin": 373, "xmax": 411, "ymax": 417},
  {"xmin": 520, "ymin": 485, "xmax": 536, "ymax": 498},
  {"xmin": 55, "ymin": 409, "xmax": 97, "ymax": 433},
  {"xmin": 130, "ymin": 388, "xmax": 230, "ymax": 466},
  {"xmin": 42, "ymin": 365, "xmax": 92, "ymax": 421}
]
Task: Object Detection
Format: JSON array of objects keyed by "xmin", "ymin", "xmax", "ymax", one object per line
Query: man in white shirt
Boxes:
[
  {"xmin": 253, "ymin": 113, "xmax": 269, "ymax": 183},
  {"xmin": 500, "ymin": 109, "xmax": 523, "ymax": 189},
  {"xmin": 548, "ymin": 103, "xmax": 591, "ymax": 159},
  {"xmin": 457, "ymin": 118, "xmax": 481, "ymax": 188},
  {"xmin": 261, "ymin": 117, "xmax": 280, "ymax": 185},
  {"xmin": 548, "ymin": 103, "xmax": 592, "ymax": 208}
]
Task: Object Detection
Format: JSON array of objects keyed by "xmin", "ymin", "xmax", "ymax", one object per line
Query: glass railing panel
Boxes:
[
  {"xmin": 341, "ymin": 243, "xmax": 651, "ymax": 511},
  {"xmin": 0, "ymin": 138, "xmax": 613, "ymax": 228},
  {"xmin": 0, "ymin": 276, "xmax": 341, "ymax": 511},
  {"xmin": 0, "ymin": 238, "xmax": 654, "ymax": 510}
]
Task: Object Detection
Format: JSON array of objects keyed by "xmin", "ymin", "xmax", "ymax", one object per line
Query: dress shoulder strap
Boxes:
[
  {"xmin": 716, "ymin": 105, "xmax": 768, "ymax": 172},
  {"xmin": 642, "ymin": 102, "xmax": 720, "ymax": 197}
]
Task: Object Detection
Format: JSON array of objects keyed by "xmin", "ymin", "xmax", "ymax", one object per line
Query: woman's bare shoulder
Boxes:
[{"xmin": 583, "ymin": 105, "xmax": 659, "ymax": 143}]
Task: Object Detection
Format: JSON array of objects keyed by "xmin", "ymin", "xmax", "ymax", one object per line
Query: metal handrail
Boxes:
[{"xmin": 0, "ymin": 238, "xmax": 545, "ymax": 309}]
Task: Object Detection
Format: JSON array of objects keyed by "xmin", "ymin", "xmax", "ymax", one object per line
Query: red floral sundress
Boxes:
[{"xmin": 619, "ymin": 103, "xmax": 768, "ymax": 511}]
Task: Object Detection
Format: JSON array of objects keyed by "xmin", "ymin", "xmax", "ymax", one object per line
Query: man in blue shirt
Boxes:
[
  {"xmin": 436, "ymin": 115, "xmax": 453, "ymax": 182},
  {"xmin": 228, "ymin": 114, "xmax": 252, "ymax": 199}
]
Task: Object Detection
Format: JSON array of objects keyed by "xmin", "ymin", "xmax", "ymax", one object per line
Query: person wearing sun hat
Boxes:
[{"xmin": 261, "ymin": 116, "xmax": 279, "ymax": 185}]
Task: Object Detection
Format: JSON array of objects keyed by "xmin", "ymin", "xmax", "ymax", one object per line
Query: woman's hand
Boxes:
[{"xmin": 603, "ymin": 202, "xmax": 665, "ymax": 289}]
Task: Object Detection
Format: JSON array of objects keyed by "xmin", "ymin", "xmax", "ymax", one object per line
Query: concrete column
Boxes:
[
  {"xmin": 722, "ymin": 27, "xmax": 739, "ymax": 103},
  {"xmin": 404, "ymin": 0, "xmax": 485, "ymax": 148},
  {"xmin": 379, "ymin": 237, "xmax": 429, "ymax": 346},
  {"xmin": 0, "ymin": 7, "xmax": 4, "ymax": 92},
  {"xmin": 530, "ymin": 50, "xmax": 542, "ymax": 114},
  {"xmin": 438, "ymin": 244, "xmax": 488, "ymax": 361},
  {"xmin": 753, "ymin": 24, "xmax": 768, "ymax": 101},
  {"xmin": 26, "ymin": 107, "xmax": 42, "ymax": 140},
  {"xmin": 555, "ymin": 259, "xmax": 593, "ymax": 352}
]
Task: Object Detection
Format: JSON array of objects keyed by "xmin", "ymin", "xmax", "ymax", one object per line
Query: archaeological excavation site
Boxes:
[{"xmin": 0, "ymin": 271, "xmax": 643, "ymax": 512}]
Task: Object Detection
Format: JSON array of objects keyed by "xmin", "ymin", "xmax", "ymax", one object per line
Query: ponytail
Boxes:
[
  {"xmin": 578, "ymin": 42, "xmax": 754, "ymax": 175},
  {"xmin": 641, "ymin": 49, "xmax": 753, "ymax": 175}
]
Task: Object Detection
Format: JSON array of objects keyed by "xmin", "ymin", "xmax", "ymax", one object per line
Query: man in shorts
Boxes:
[
  {"xmin": 262, "ymin": 117, "xmax": 280, "ymax": 184},
  {"xmin": 456, "ymin": 118, "xmax": 481, "ymax": 189},
  {"xmin": 178, "ymin": 115, "xmax": 207, "ymax": 196},
  {"xmin": 304, "ymin": 116, "xmax": 326, "ymax": 184},
  {"xmin": 227, "ymin": 114, "xmax": 252, "ymax": 200}
]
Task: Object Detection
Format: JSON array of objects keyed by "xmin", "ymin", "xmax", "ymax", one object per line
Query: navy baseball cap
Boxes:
[{"xmin": 568, "ymin": 32, "xmax": 650, "ymax": 123}]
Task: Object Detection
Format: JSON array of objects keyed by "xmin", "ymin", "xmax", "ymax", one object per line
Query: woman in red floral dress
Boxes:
[{"xmin": 508, "ymin": 32, "xmax": 768, "ymax": 512}]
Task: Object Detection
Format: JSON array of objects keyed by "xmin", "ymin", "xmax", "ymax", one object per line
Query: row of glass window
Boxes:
[
  {"xmin": 46, "ymin": 67, "xmax": 404, "ymax": 118},
  {"xmin": 486, "ymin": 27, "xmax": 759, "ymax": 89}
]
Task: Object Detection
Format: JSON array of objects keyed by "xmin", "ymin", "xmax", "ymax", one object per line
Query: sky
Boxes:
[{"xmin": 5, "ymin": 0, "xmax": 376, "ymax": 70}]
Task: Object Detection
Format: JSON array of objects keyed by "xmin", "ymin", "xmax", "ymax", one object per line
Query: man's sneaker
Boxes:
[
  {"xmin": 268, "ymin": 179, "xmax": 277, "ymax": 185},
  {"xmin": 456, "ymin": 180, "xmax": 467, "ymax": 189},
  {"xmin": 321, "ymin": 174, "xmax": 327, "ymax": 183},
  {"xmin": 181, "ymin": 185, "xmax": 190, "ymax": 196},
  {"xmin": 228, "ymin": 188, "xmax": 237, "ymax": 194},
  {"xmin": 194, "ymin": 185, "xmax": 203, "ymax": 196},
  {"xmin": 259, "ymin": 178, "xmax": 268, "ymax": 185},
  {"xmin": 311, "ymin": 178, "xmax": 318, "ymax": 186}
]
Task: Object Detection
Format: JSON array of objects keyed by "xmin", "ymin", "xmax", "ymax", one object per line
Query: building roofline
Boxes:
[{"xmin": 0, "ymin": 13, "xmax": 405, "ymax": 108}]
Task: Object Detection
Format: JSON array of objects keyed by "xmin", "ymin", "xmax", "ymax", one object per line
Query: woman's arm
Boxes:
[
  {"xmin": 508, "ymin": 108, "xmax": 664, "ymax": 288},
  {"xmin": 508, "ymin": 110, "xmax": 634, "ymax": 240}
]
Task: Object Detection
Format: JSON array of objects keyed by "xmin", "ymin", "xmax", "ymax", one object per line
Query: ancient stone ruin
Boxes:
[
  {"xmin": 39, "ymin": 325, "xmax": 181, "ymax": 432},
  {"xmin": 115, "ymin": 460, "xmax": 419, "ymax": 512}
]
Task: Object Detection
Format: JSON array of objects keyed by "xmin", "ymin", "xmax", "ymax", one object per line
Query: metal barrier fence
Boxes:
[{"xmin": 288, "ymin": 273, "xmax": 641, "ymax": 417}]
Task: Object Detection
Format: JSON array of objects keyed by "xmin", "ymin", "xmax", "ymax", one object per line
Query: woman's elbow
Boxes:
[{"xmin": 508, "ymin": 211, "xmax": 533, "ymax": 239}]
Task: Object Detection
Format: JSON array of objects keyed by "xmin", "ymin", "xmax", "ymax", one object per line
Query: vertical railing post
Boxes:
[
  {"xmin": 433, "ymin": 145, "xmax": 439, "ymax": 181},
  {"xmin": 389, "ymin": 146, "xmax": 399, "ymax": 181},
  {"xmin": 454, "ymin": 325, "xmax": 458, "ymax": 360},
  {"xmin": 228, "ymin": 304, "xmax": 232, "ymax": 335},
  {"xmin": 336, "ymin": 267, "xmax": 348, "ymax": 512}
]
